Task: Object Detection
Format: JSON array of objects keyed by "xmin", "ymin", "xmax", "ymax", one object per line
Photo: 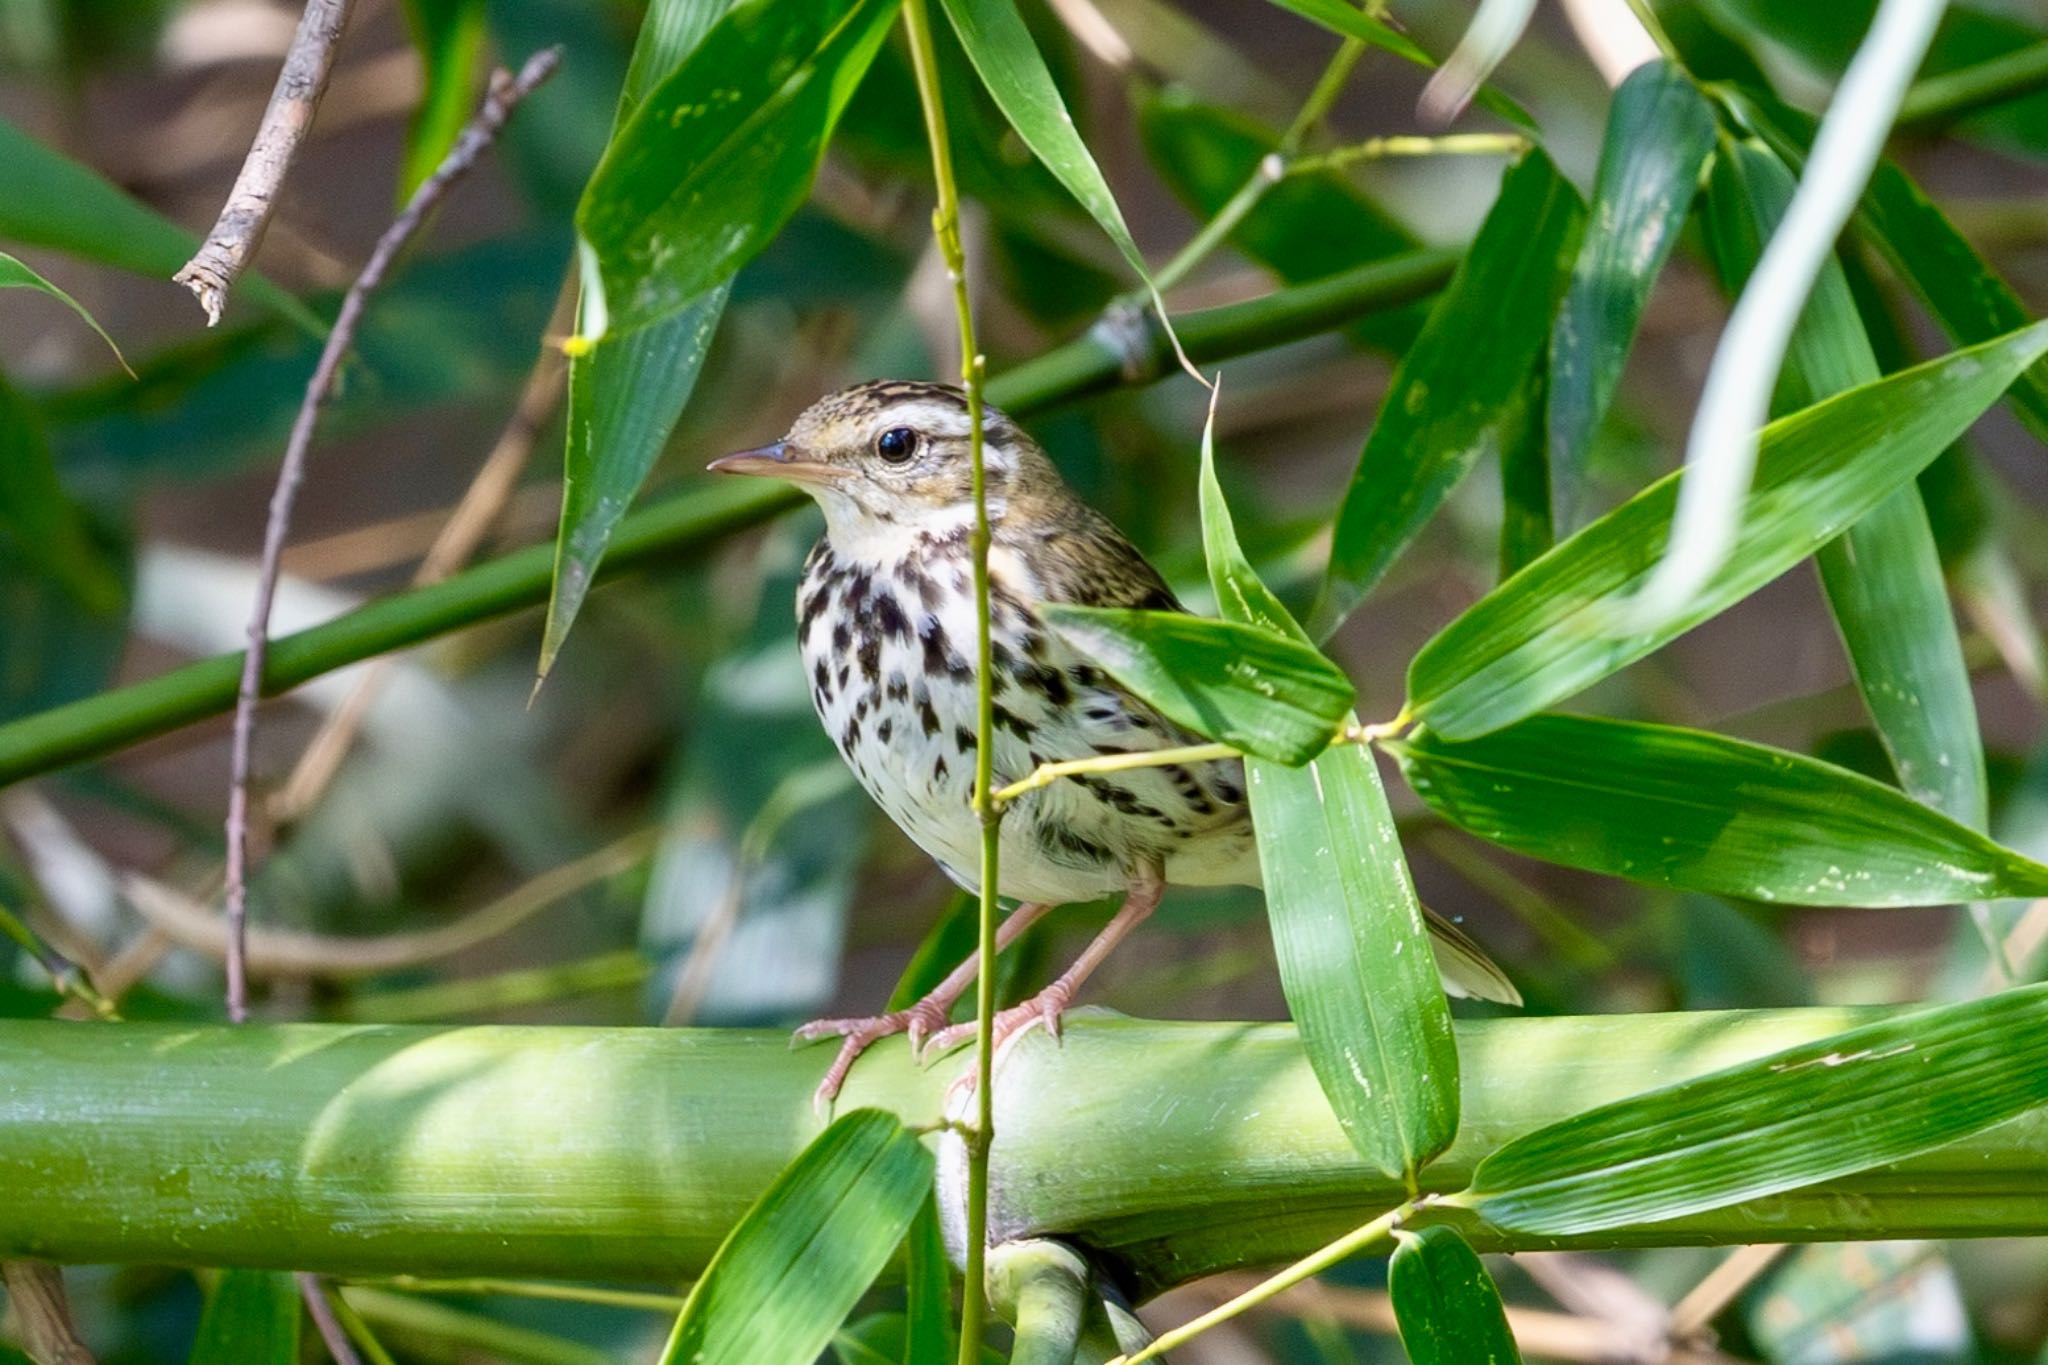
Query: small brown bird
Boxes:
[{"xmin": 712, "ymin": 380, "xmax": 1516, "ymax": 1105}]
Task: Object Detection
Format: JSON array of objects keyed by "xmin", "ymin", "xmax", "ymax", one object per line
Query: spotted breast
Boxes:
[{"xmin": 796, "ymin": 526, "xmax": 1258, "ymax": 906}]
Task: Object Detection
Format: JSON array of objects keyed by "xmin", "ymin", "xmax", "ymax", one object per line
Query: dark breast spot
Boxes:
[{"xmin": 874, "ymin": 591, "xmax": 910, "ymax": 641}]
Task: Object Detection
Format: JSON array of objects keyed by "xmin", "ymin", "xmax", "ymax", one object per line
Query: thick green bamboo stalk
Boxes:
[
  {"xmin": 2, "ymin": 1010, "xmax": 2042, "ymax": 1296},
  {"xmin": 0, "ymin": 248, "xmax": 1456, "ymax": 791}
]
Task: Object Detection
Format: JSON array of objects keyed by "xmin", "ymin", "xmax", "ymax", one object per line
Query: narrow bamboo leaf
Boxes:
[
  {"xmin": 541, "ymin": 0, "xmax": 736, "ymax": 677},
  {"xmin": 1730, "ymin": 89, "xmax": 2048, "ymax": 442},
  {"xmin": 1496, "ymin": 363, "xmax": 1550, "ymax": 578},
  {"xmin": 1041, "ymin": 604, "xmax": 1353, "ymax": 764},
  {"xmin": 1197, "ymin": 417, "xmax": 1308, "ymax": 647},
  {"xmin": 1136, "ymin": 91, "xmax": 1423, "ymax": 352},
  {"xmin": 1259, "ymin": 0, "xmax": 1536, "ymax": 128},
  {"xmin": 576, "ymin": 0, "xmax": 899, "ymax": 336},
  {"xmin": 1388, "ymin": 1227, "xmax": 1522, "ymax": 1365},
  {"xmin": 656, "ymin": 1109, "xmax": 934, "ymax": 1365},
  {"xmin": 1458, "ymin": 983, "xmax": 2048, "ymax": 1234},
  {"xmin": 0, "ymin": 252, "xmax": 127, "ymax": 372},
  {"xmin": 1390, "ymin": 713, "xmax": 2048, "ymax": 905},
  {"xmin": 900, "ymin": 1193, "xmax": 952, "ymax": 1365},
  {"xmin": 0, "ymin": 372, "xmax": 122, "ymax": 616},
  {"xmin": 1407, "ymin": 320, "xmax": 2048, "ymax": 740},
  {"xmin": 398, "ymin": 0, "xmax": 488, "ymax": 199},
  {"xmin": 1705, "ymin": 138, "xmax": 1986, "ymax": 828},
  {"xmin": 0, "ymin": 114, "xmax": 315, "ymax": 332},
  {"xmin": 188, "ymin": 1270, "xmax": 299, "ymax": 1365},
  {"xmin": 935, "ymin": 0, "xmax": 1149, "ymax": 287},
  {"xmin": 1547, "ymin": 62, "xmax": 1715, "ymax": 524},
  {"xmin": 1255, "ymin": 0, "xmax": 1430, "ymax": 63},
  {"xmin": 1315, "ymin": 150, "xmax": 1583, "ymax": 636},
  {"xmin": 1200, "ymin": 412, "xmax": 1458, "ymax": 1182}
]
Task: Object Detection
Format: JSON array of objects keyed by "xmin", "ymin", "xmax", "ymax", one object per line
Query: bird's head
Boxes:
[{"xmin": 709, "ymin": 380, "xmax": 1058, "ymax": 555}]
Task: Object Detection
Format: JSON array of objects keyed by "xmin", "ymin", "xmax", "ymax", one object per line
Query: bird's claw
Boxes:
[
  {"xmin": 793, "ymin": 998, "xmax": 958, "ymax": 1114},
  {"xmin": 926, "ymin": 983, "xmax": 1074, "ymax": 1064}
]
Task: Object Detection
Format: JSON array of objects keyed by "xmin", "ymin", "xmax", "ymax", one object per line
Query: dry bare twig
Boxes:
[
  {"xmin": 221, "ymin": 48, "xmax": 561, "ymax": 1023},
  {"xmin": 1, "ymin": 1261, "xmax": 94, "ymax": 1365},
  {"xmin": 174, "ymin": 0, "xmax": 358, "ymax": 323},
  {"xmin": 269, "ymin": 348, "xmax": 568, "ymax": 824},
  {"xmin": 297, "ymin": 1272, "xmax": 365, "ymax": 1365}
]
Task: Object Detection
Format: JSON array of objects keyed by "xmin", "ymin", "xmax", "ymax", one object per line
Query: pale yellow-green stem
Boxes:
[
  {"xmin": 991, "ymin": 710, "xmax": 1412, "ymax": 809},
  {"xmin": 1286, "ymin": 131, "xmax": 1530, "ymax": 177},
  {"xmin": 992, "ymin": 742, "xmax": 1242, "ymax": 807},
  {"xmin": 899, "ymin": 1, "xmax": 999, "ymax": 1358},
  {"xmin": 1113, "ymin": 1198, "xmax": 1427, "ymax": 1364}
]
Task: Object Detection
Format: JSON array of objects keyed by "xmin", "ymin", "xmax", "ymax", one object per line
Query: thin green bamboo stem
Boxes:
[
  {"xmin": 1149, "ymin": 36, "xmax": 1365, "ymax": 296},
  {"xmin": 0, "ymin": 248, "xmax": 1456, "ymax": 793},
  {"xmin": 339, "ymin": 1287, "xmax": 612, "ymax": 1365},
  {"xmin": 323, "ymin": 1284, "xmax": 400, "ymax": 1365},
  {"xmin": 0, "ymin": 902, "xmax": 116, "ymax": 1018},
  {"xmin": 4, "ymin": 1013, "xmax": 2047, "ymax": 1292},
  {"xmin": 363, "ymin": 1276, "xmax": 686, "ymax": 1312},
  {"xmin": 1119, "ymin": 1200, "xmax": 1418, "ymax": 1364},
  {"xmin": 1899, "ymin": 39, "xmax": 2048, "ymax": 125},
  {"xmin": 897, "ymin": 2, "xmax": 999, "ymax": 1357}
]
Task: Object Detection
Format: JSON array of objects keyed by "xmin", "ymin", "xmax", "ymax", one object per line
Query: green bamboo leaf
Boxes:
[
  {"xmin": 1259, "ymin": 0, "xmax": 1536, "ymax": 128},
  {"xmin": 1456, "ymin": 983, "xmax": 2048, "ymax": 1234},
  {"xmin": 1255, "ymin": 0, "xmax": 1430, "ymax": 63},
  {"xmin": 1135, "ymin": 91, "xmax": 1423, "ymax": 353},
  {"xmin": 1496, "ymin": 368, "xmax": 1550, "ymax": 578},
  {"xmin": 1256, "ymin": 0, "xmax": 1526, "ymax": 122},
  {"xmin": 1390, "ymin": 713, "xmax": 2048, "ymax": 905},
  {"xmin": 1198, "ymin": 415, "xmax": 1307, "ymax": 647},
  {"xmin": 656, "ymin": 1109, "xmax": 934, "ymax": 1365},
  {"xmin": 541, "ymin": 0, "xmax": 735, "ymax": 678},
  {"xmin": 1547, "ymin": 62, "xmax": 1715, "ymax": 525},
  {"xmin": 1406, "ymin": 319, "xmax": 2048, "ymax": 740},
  {"xmin": 0, "ymin": 371, "xmax": 122, "ymax": 616},
  {"xmin": 0, "ymin": 252, "xmax": 128, "ymax": 373},
  {"xmin": 1040, "ymin": 604, "xmax": 1354, "ymax": 764},
  {"xmin": 1388, "ymin": 1227, "xmax": 1522, "ymax": 1365},
  {"xmin": 188, "ymin": 1270, "xmax": 299, "ymax": 1365},
  {"xmin": 398, "ymin": 0, "xmax": 488, "ymax": 199},
  {"xmin": 900, "ymin": 1193, "xmax": 952, "ymax": 1365},
  {"xmin": 576, "ymin": 0, "xmax": 898, "ymax": 337},
  {"xmin": 1728, "ymin": 88, "xmax": 2048, "ymax": 442},
  {"xmin": 1705, "ymin": 137, "xmax": 1986, "ymax": 828},
  {"xmin": 1314, "ymin": 149, "xmax": 1584, "ymax": 636},
  {"xmin": 1200, "ymin": 408, "xmax": 1458, "ymax": 1182},
  {"xmin": 0, "ymin": 114, "xmax": 316, "ymax": 333},
  {"xmin": 935, "ymin": 0, "xmax": 1149, "ymax": 288}
]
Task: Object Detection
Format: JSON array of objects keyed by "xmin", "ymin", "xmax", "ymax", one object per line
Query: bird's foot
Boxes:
[
  {"xmin": 793, "ymin": 996, "xmax": 956, "ymax": 1114},
  {"xmin": 926, "ymin": 980, "xmax": 1074, "ymax": 1064}
]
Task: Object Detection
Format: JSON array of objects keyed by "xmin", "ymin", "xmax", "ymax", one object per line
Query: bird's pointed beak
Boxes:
[{"xmin": 707, "ymin": 441, "xmax": 846, "ymax": 486}]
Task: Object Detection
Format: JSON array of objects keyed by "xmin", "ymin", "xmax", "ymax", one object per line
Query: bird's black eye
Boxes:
[{"xmin": 875, "ymin": 426, "xmax": 918, "ymax": 463}]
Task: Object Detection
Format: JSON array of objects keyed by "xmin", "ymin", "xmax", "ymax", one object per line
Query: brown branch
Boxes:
[
  {"xmin": 269, "ymin": 345, "xmax": 568, "ymax": 825},
  {"xmin": 173, "ymin": 0, "xmax": 358, "ymax": 324},
  {"xmin": 298, "ymin": 1273, "xmax": 365, "ymax": 1365},
  {"xmin": 129, "ymin": 828, "xmax": 652, "ymax": 980},
  {"xmin": 221, "ymin": 47, "xmax": 561, "ymax": 1022},
  {"xmin": 1, "ymin": 1262, "xmax": 94, "ymax": 1365}
]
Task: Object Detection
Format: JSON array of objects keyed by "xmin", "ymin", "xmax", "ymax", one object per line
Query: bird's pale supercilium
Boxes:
[{"xmin": 710, "ymin": 380, "xmax": 1517, "ymax": 1106}]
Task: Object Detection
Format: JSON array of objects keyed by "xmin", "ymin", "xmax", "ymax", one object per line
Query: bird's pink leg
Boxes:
[
  {"xmin": 927, "ymin": 868, "xmax": 1164, "ymax": 1064},
  {"xmin": 796, "ymin": 900, "xmax": 1054, "ymax": 1111}
]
